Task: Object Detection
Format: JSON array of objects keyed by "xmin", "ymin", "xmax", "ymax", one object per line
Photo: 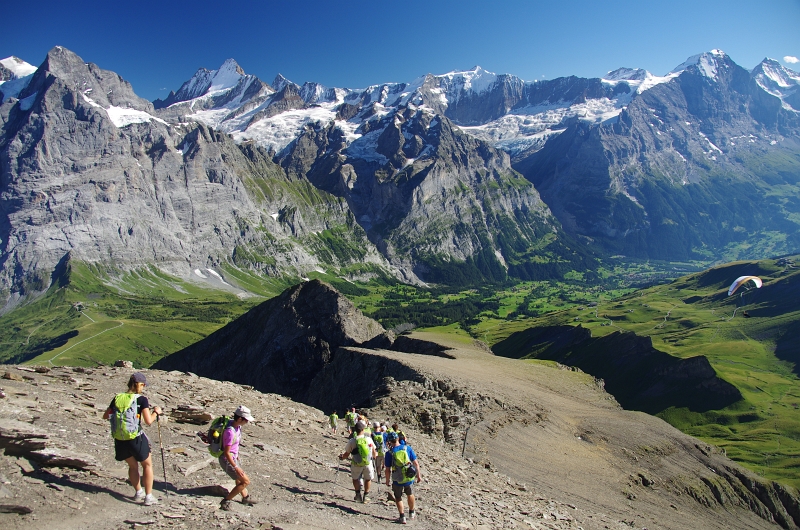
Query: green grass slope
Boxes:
[
  {"xmin": 488, "ymin": 255, "xmax": 800, "ymax": 488},
  {"xmin": 0, "ymin": 260, "xmax": 269, "ymax": 367}
]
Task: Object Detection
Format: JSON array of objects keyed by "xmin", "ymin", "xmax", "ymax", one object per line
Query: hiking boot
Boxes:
[
  {"xmin": 240, "ymin": 495, "xmax": 258, "ymax": 506},
  {"xmin": 220, "ymin": 499, "xmax": 233, "ymax": 511},
  {"xmin": 398, "ymin": 513, "xmax": 407, "ymax": 524},
  {"xmin": 143, "ymin": 494, "xmax": 158, "ymax": 506},
  {"xmin": 409, "ymin": 510, "xmax": 416, "ymax": 519},
  {"xmin": 354, "ymin": 490, "xmax": 362, "ymax": 502},
  {"xmin": 361, "ymin": 494, "xmax": 370, "ymax": 504},
  {"xmin": 133, "ymin": 489, "xmax": 145, "ymax": 502}
]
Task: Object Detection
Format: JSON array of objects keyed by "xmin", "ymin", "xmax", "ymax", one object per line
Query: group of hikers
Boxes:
[
  {"xmin": 106, "ymin": 373, "xmax": 422, "ymax": 524},
  {"xmin": 333, "ymin": 408, "xmax": 422, "ymax": 524}
]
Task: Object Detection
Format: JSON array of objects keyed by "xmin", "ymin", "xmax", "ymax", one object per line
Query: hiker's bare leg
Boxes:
[
  {"xmin": 407, "ymin": 493, "xmax": 415, "ymax": 511},
  {"xmin": 125, "ymin": 456, "xmax": 141, "ymax": 492},
  {"xmin": 140, "ymin": 455, "xmax": 154, "ymax": 495},
  {"xmin": 226, "ymin": 473, "xmax": 250, "ymax": 501},
  {"xmin": 363, "ymin": 479, "xmax": 371, "ymax": 495},
  {"xmin": 351, "ymin": 479, "xmax": 361, "ymax": 492},
  {"xmin": 395, "ymin": 497, "xmax": 404, "ymax": 514}
]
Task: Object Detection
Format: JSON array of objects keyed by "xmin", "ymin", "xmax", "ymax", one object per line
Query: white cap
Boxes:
[{"xmin": 234, "ymin": 405, "xmax": 255, "ymax": 422}]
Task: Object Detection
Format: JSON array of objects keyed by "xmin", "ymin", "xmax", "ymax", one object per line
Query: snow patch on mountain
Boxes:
[
  {"xmin": 82, "ymin": 93, "xmax": 168, "ymax": 128},
  {"xmin": 228, "ymin": 103, "xmax": 342, "ymax": 153},
  {"xmin": 463, "ymin": 97, "xmax": 624, "ymax": 156},
  {"xmin": 437, "ymin": 66, "xmax": 499, "ymax": 103},
  {"xmin": 0, "ymin": 56, "xmax": 37, "ymax": 78},
  {"xmin": 602, "ymin": 67, "xmax": 681, "ymax": 95},
  {"xmin": 0, "ymin": 56, "xmax": 37, "ymax": 101}
]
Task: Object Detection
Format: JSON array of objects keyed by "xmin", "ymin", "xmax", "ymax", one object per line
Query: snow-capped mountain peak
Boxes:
[
  {"xmin": 207, "ymin": 58, "xmax": 245, "ymax": 93},
  {"xmin": 754, "ymin": 58, "xmax": 800, "ymax": 89},
  {"xmin": 0, "ymin": 56, "xmax": 37, "ymax": 80},
  {"xmin": 437, "ymin": 66, "xmax": 499, "ymax": 96},
  {"xmin": 670, "ymin": 49, "xmax": 728, "ymax": 79},
  {"xmin": 603, "ymin": 67, "xmax": 650, "ymax": 82},
  {"xmin": 153, "ymin": 58, "xmax": 253, "ymax": 109},
  {"xmin": 0, "ymin": 56, "xmax": 38, "ymax": 101},
  {"xmin": 752, "ymin": 58, "xmax": 800, "ymax": 110},
  {"xmin": 272, "ymin": 74, "xmax": 295, "ymax": 92}
]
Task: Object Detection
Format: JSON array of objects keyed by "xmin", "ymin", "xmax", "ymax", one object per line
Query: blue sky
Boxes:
[{"xmin": 3, "ymin": 0, "xmax": 799, "ymax": 101}]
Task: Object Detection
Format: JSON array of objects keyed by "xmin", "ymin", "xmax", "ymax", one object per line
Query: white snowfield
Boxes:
[
  {"xmin": 0, "ymin": 56, "xmax": 37, "ymax": 78},
  {"xmin": 0, "ymin": 56, "xmax": 38, "ymax": 101},
  {"xmin": 81, "ymin": 93, "xmax": 168, "ymax": 128}
]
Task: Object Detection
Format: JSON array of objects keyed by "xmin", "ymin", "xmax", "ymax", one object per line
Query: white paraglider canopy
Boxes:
[{"xmin": 727, "ymin": 275, "xmax": 763, "ymax": 296}]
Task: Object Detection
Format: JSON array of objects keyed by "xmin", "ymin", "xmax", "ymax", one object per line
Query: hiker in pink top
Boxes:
[{"xmin": 219, "ymin": 405, "xmax": 257, "ymax": 511}]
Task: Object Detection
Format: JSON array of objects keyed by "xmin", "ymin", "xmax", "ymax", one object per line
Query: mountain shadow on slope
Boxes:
[
  {"xmin": 492, "ymin": 325, "xmax": 742, "ymax": 414},
  {"xmin": 153, "ymin": 280, "xmax": 389, "ymax": 399}
]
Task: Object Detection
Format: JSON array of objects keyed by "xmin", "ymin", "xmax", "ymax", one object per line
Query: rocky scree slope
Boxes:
[
  {"xmin": 307, "ymin": 338, "xmax": 800, "ymax": 530},
  {"xmin": 0, "ymin": 47, "xmax": 396, "ymax": 312},
  {"xmin": 152, "ymin": 278, "xmax": 800, "ymax": 528},
  {"xmin": 0, "ymin": 365, "xmax": 598, "ymax": 530}
]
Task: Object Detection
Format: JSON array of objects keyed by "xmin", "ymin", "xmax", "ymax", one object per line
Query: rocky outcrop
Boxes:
[{"xmin": 153, "ymin": 280, "xmax": 387, "ymax": 399}]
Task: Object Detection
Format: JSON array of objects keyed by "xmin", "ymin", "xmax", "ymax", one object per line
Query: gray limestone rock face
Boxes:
[{"xmin": 0, "ymin": 47, "xmax": 396, "ymax": 310}]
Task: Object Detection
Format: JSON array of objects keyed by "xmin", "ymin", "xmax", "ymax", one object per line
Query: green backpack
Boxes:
[
  {"xmin": 372, "ymin": 433, "xmax": 386, "ymax": 456},
  {"xmin": 391, "ymin": 445, "xmax": 417, "ymax": 482},
  {"xmin": 353, "ymin": 436, "xmax": 371, "ymax": 465},
  {"xmin": 109, "ymin": 393, "xmax": 141, "ymax": 441},
  {"xmin": 206, "ymin": 416, "xmax": 233, "ymax": 458}
]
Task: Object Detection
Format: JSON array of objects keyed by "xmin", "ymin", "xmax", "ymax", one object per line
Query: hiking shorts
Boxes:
[
  {"xmin": 350, "ymin": 463, "xmax": 375, "ymax": 481},
  {"xmin": 392, "ymin": 482, "xmax": 414, "ymax": 499},
  {"xmin": 219, "ymin": 455, "xmax": 243, "ymax": 481},
  {"xmin": 114, "ymin": 433, "xmax": 151, "ymax": 462}
]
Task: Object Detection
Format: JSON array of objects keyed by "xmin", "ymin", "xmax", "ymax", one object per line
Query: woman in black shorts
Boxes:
[{"xmin": 103, "ymin": 372, "xmax": 162, "ymax": 506}]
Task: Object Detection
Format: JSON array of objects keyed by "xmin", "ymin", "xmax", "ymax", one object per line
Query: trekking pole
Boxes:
[{"xmin": 156, "ymin": 414, "xmax": 169, "ymax": 496}]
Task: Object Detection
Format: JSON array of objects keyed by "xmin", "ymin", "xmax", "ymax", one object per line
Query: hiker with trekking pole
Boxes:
[{"xmin": 103, "ymin": 372, "xmax": 163, "ymax": 506}]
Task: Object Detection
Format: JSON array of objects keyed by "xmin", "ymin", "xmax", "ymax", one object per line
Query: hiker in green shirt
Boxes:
[{"xmin": 329, "ymin": 411, "xmax": 339, "ymax": 435}]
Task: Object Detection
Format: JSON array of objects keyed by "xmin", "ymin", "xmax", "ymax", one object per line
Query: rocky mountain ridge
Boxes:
[
  {"xmin": 0, "ymin": 47, "xmax": 404, "ymax": 312},
  {"xmin": 2, "ymin": 46, "xmax": 800, "ymax": 310}
]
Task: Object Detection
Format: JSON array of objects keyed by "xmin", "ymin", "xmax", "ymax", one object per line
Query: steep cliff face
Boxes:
[{"xmin": 0, "ymin": 47, "xmax": 395, "ymax": 310}]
